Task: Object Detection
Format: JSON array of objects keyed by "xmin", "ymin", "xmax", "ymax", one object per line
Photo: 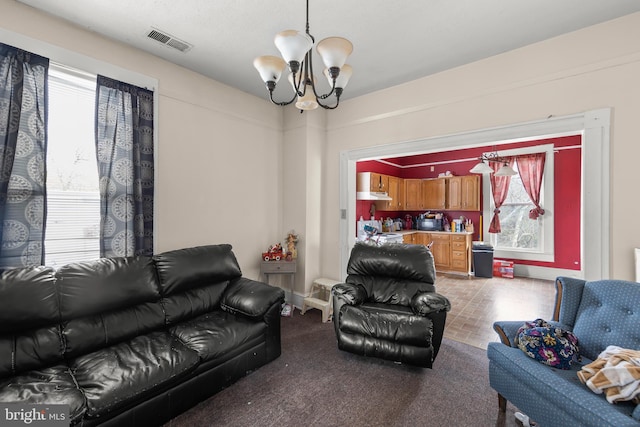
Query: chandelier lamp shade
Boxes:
[
  {"xmin": 253, "ymin": 0, "xmax": 353, "ymax": 111},
  {"xmin": 469, "ymin": 151, "xmax": 517, "ymax": 176}
]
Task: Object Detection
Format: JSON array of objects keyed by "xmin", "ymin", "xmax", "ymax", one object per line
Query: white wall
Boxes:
[
  {"xmin": 0, "ymin": 0, "xmax": 284, "ymax": 279},
  {"xmin": 4, "ymin": 1, "xmax": 640, "ymax": 285},
  {"xmin": 321, "ymin": 12, "xmax": 640, "ymax": 281}
]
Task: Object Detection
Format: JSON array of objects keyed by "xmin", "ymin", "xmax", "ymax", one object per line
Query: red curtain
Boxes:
[
  {"xmin": 488, "ymin": 157, "xmax": 514, "ymax": 233},
  {"xmin": 516, "ymin": 153, "xmax": 546, "ymax": 219}
]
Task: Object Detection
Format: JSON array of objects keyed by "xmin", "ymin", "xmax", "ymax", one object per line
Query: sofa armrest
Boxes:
[
  {"xmin": 493, "ymin": 319, "xmax": 573, "ymax": 347},
  {"xmin": 410, "ymin": 292, "xmax": 451, "ymax": 316},
  {"xmin": 493, "ymin": 321, "xmax": 526, "ymax": 347},
  {"xmin": 332, "ymin": 283, "xmax": 367, "ymax": 306},
  {"xmin": 221, "ymin": 277, "xmax": 285, "ymax": 320}
]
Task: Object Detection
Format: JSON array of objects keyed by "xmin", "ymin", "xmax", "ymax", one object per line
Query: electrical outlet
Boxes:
[{"xmin": 430, "ymin": 166, "xmax": 435, "ymax": 172}]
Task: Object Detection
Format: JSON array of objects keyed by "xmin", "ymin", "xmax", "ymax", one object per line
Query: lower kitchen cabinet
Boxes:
[
  {"xmin": 450, "ymin": 234, "xmax": 472, "ymax": 274},
  {"xmin": 430, "ymin": 234, "xmax": 451, "ymax": 271},
  {"xmin": 401, "ymin": 231, "xmax": 472, "ymax": 275}
]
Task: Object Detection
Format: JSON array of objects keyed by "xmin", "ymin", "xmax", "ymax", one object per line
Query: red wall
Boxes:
[{"xmin": 356, "ymin": 135, "xmax": 582, "ymax": 271}]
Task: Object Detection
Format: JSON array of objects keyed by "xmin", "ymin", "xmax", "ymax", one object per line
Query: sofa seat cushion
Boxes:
[
  {"xmin": 487, "ymin": 342, "xmax": 637, "ymax": 425},
  {"xmin": 339, "ymin": 304, "xmax": 432, "ymax": 347},
  {"xmin": 69, "ymin": 331, "xmax": 200, "ymax": 418},
  {"xmin": 170, "ymin": 310, "xmax": 266, "ymax": 364},
  {"xmin": 0, "ymin": 365, "xmax": 86, "ymax": 424}
]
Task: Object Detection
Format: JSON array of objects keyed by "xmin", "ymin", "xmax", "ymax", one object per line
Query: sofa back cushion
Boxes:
[
  {"xmin": 0, "ymin": 266, "xmax": 62, "ymax": 377},
  {"xmin": 153, "ymin": 244, "xmax": 242, "ymax": 324},
  {"xmin": 572, "ymin": 280, "xmax": 640, "ymax": 360},
  {"xmin": 346, "ymin": 243, "xmax": 436, "ymax": 304},
  {"xmin": 57, "ymin": 256, "xmax": 164, "ymax": 358}
]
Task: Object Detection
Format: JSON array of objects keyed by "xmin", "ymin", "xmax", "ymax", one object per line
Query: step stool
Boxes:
[{"xmin": 301, "ymin": 278, "xmax": 341, "ymax": 323}]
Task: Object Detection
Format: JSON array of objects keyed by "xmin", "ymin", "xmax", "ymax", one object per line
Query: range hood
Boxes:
[{"xmin": 356, "ymin": 191, "xmax": 392, "ymax": 201}]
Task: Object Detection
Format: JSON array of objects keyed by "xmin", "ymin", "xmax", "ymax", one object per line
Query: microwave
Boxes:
[{"xmin": 416, "ymin": 218, "xmax": 443, "ymax": 231}]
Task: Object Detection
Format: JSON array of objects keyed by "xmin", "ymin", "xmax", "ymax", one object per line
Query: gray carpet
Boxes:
[{"xmin": 165, "ymin": 308, "xmax": 520, "ymax": 427}]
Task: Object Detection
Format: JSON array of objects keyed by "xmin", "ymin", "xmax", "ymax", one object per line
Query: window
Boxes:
[
  {"xmin": 492, "ymin": 162, "xmax": 542, "ymax": 250},
  {"xmin": 45, "ymin": 64, "xmax": 100, "ymax": 267},
  {"xmin": 485, "ymin": 144, "xmax": 554, "ymax": 262}
]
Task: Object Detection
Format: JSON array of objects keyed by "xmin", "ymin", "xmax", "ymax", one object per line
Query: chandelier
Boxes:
[
  {"xmin": 253, "ymin": 0, "xmax": 353, "ymax": 111},
  {"xmin": 469, "ymin": 151, "xmax": 517, "ymax": 176}
]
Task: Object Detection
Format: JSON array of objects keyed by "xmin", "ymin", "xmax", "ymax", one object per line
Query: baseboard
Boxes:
[{"xmin": 514, "ymin": 264, "xmax": 583, "ymax": 281}]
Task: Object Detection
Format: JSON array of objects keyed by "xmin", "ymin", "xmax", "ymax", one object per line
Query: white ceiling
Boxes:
[{"xmin": 17, "ymin": 0, "xmax": 640, "ymax": 101}]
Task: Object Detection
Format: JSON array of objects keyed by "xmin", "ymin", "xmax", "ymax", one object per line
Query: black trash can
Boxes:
[{"xmin": 472, "ymin": 242, "xmax": 494, "ymax": 278}]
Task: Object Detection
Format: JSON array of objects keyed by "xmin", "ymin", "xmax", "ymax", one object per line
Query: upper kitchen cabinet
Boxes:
[
  {"xmin": 422, "ymin": 179, "xmax": 446, "ymax": 210},
  {"xmin": 404, "ymin": 179, "xmax": 423, "ymax": 210},
  {"xmin": 446, "ymin": 175, "xmax": 480, "ymax": 211},
  {"xmin": 368, "ymin": 172, "xmax": 388, "ymax": 193},
  {"xmin": 386, "ymin": 176, "xmax": 404, "ymax": 210}
]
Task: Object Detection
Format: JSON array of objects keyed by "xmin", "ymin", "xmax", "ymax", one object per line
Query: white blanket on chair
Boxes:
[{"xmin": 577, "ymin": 345, "xmax": 640, "ymax": 404}]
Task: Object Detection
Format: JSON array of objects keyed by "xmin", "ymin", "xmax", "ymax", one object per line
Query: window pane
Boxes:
[
  {"xmin": 492, "ymin": 161, "xmax": 543, "ymax": 252},
  {"xmin": 494, "ymin": 204, "xmax": 541, "ymax": 250},
  {"xmin": 45, "ymin": 65, "xmax": 100, "ymax": 267}
]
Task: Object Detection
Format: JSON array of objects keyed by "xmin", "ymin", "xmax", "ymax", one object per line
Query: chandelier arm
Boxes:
[
  {"xmin": 271, "ymin": 68, "xmax": 304, "ymax": 106},
  {"xmin": 306, "ymin": 50, "xmax": 336, "ymax": 99},
  {"xmin": 268, "ymin": 90, "xmax": 297, "ymax": 107},
  {"xmin": 292, "ymin": 66, "xmax": 306, "ymax": 96},
  {"xmin": 317, "ymin": 96, "xmax": 339, "ymax": 110}
]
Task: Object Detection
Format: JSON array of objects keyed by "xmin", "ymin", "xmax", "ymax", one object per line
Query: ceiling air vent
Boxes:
[{"xmin": 146, "ymin": 28, "xmax": 192, "ymax": 53}]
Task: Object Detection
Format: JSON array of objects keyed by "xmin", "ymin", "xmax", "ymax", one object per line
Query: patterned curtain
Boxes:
[
  {"xmin": 95, "ymin": 75, "xmax": 153, "ymax": 257},
  {"xmin": 516, "ymin": 153, "xmax": 546, "ymax": 219},
  {"xmin": 488, "ymin": 157, "xmax": 514, "ymax": 234},
  {"xmin": 0, "ymin": 44, "xmax": 49, "ymax": 268}
]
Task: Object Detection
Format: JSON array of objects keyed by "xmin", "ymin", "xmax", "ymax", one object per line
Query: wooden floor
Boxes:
[{"xmin": 435, "ymin": 273, "xmax": 557, "ymax": 350}]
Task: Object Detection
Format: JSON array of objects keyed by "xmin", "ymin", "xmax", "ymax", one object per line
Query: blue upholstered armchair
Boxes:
[{"xmin": 487, "ymin": 277, "xmax": 640, "ymax": 427}]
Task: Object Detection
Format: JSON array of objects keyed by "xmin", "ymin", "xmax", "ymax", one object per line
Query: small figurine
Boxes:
[
  {"xmin": 285, "ymin": 231, "xmax": 299, "ymax": 259},
  {"xmin": 262, "ymin": 243, "xmax": 284, "ymax": 261}
]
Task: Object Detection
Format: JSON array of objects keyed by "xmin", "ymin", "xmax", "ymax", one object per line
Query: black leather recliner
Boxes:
[{"xmin": 332, "ymin": 243, "xmax": 451, "ymax": 368}]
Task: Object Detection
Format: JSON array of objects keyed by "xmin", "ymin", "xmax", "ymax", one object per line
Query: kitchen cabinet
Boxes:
[
  {"xmin": 422, "ymin": 179, "xmax": 446, "ymax": 210},
  {"xmin": 447, "ymin": 175, "xmax": 480, "ymax": 211},
  {"xmin": 377, "ymin": 175, "xmax": 404, "ymax": 211},
  {"xmin": 450, "ymin": 234, "xmax": 472, "ymax": 273},
  {"xmin": 404, "ymin": 179, "xmax": 423, "ymax": 210},
  {"xmin": 401, "ymin": 231, "xmax": 472, "ymax": 275},
  {"xmin": 430, "ymin": 234, "xmax": 451, "ymax": 270},
  {"xmin": 358, "ymin": 173, "xmax": 478, "ymax": 212},
  {"xmin": 402, "ymin": 233, "xmax": 415, "ymax": 244},
  {"xmin": 388, "ymin": 176, "xmax": 404, "ymax": 210},
  {"xmin": 369, "ymin": 172, "xmax": 388, "ymax": 193}
]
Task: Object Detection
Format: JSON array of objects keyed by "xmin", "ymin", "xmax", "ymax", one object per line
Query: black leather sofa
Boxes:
[
  {"xmin": 333, "ymin": 243, "xmax": 451, "ymax": 368},
  {"xmin": 0, "ymin": 244, "xmax": 285, "ymax": 426}
]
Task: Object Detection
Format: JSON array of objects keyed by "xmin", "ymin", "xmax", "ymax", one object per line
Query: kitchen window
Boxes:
[
  {"xmin": 44, "ymin": 64, "xmax": 100, "ymax": 267},
  {"xmin": 485, "ymin": 144, "xmax": 555, "ymax": 262}
]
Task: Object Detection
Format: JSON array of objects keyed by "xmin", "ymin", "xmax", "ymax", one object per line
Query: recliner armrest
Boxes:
[
  {"xmin": 221, "ymin": 277, "xmax": 285, "ymax": 320},
  {"xmin": 410, "ymin": 292, "xmax": 451, "ymax": 316},
  {"xmin": 332, "ymin": 283, "xmax": 367, "ymax": 305}
]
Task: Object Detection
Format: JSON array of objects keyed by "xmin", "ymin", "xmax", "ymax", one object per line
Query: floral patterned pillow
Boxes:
[{"xmin": 516, "ymin": 318, "xmax": 579, "ymax": 370}]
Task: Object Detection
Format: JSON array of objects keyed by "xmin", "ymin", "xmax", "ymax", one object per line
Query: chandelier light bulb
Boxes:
[
  {"xmin": 253, "ymin": 56, "xmax": 286, "ymax": 85},
  {"xmin": 274, "ymin": 30, "xmax": 313, "ymax": 68},
  {"xmin": 316, "ymin": 37, "xmax": 353, "ymax": 69},
  {"xmin": 324, "ymin": 64, "xmax": 352, "ymax": 89}
]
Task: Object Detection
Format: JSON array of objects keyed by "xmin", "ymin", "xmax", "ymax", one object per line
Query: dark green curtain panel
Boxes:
[
  {"xmin": 95, "ymin": 75, "xmax": 154, "ymax": 257},
  {"xmin": 0, "ymin": 44, "xmax": 48, "ymax": 268}
]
